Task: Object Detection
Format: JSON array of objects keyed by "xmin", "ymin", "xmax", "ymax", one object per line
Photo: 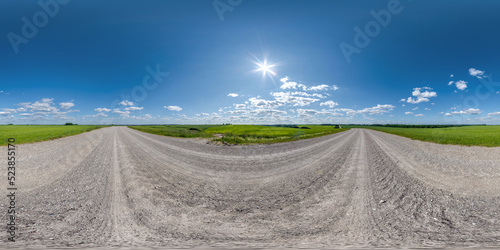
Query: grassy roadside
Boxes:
[
  {"xmin": 129, "ymin": 124, "xmax": 349, "ymax": 144},
  {"xmin": 346, "ymin": 125, "xmax": 500, "ymax": 147},
  {"xmin": 0, "ymin": 125, "xmax": 107, "ymax": 146}
]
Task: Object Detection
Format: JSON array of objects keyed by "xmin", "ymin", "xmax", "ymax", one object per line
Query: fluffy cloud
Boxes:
[
  {"xmin": 309, "ymin": 84, "xmax": 330, "ymax": 91},
  {"xmin": 487, "ymin": 111, "xmax": 500, "ymax": 116},
  {"xmin": 227, "ymin": 93, "xmax": 239, "ymax": 97},
  {"xmin": 59, "ymin": 102, "xmax": 75, "ymax": 110},
  {"xmin": 279, "ymin": 77, "xmax": 338, "ymax": 92},
  {"xmin": 234, "ymin": 104, "xmax": 246, "ymax": 109},
  {"xmin": 249, "ymin": 97, "xmax": 285, "ymax": 108},
  {"xmin": 280, "ymin": 77, "xmax": 306, "ymax": 90},
  {"xmin": 291, "ymin": 92, "xmax": 327, "ymax": 98},
  {"xmin": 96, "ymin": 112, "xmax": 108, "ymax": 117},
  {"xmin": 319, "ymin": 100, "xmax": 339, "ymax": 108},
  {"xmin": 112, "ymin": 109, "xmax": 131, "ymax": 117},
  {"xmin": 444, "ymin": 108, "xmax": 482, "ymax": 116},
  {"xmin": 405, "ymin": 87, "xmax": 437, "ymax": 104},
  {"xmin": 249, "ymin": 109, "xmax": 287, "ymax": 116},
  {"xmin": 271, "ymin": 92, "xmax": 319, "ymax": 106},
  {"xmin": 405, "ymin": 112, "xmax": 413, "ymax": 115},
  {"xmin": 448, "ymin": 80, "xmax": 467, "ymax": 91},
  {"xmin": 356, "ymin": 104, "xmax": 395, "ymax": 115},
  {"xmin": 124, "ymin": 107, "xmax": 144, "ymax": 111},
  {"xmin": 296, "ymin": 108, "xmax": 342, "ymax": 116},
  {"xmin": 164, "ymin": 105, "xmax": 182, "ymax": 111},
  {"xmin": 94, "ymin": 108, "xmax": 111, "ymax": 112},
  {"xmin": 119, "ymin": 100, "xmax": 134, "ymax": 106},
  {"xmin": 469, "ymin": 68, "xmax": 485, "ymax": 79},
  {"xmin": 414, "ymin": 114, "xmax": 424, "ymax": 117}
]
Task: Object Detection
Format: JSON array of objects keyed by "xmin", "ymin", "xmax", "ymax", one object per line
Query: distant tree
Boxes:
[{"xmin": 65, "ymin": 123, "xmax": 77, "ymax": 125}]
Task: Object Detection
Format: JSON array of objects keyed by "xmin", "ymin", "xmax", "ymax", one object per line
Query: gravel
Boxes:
[{"xmin": 0, "ymin": 126, "xmax": 499, "ymax": 249}]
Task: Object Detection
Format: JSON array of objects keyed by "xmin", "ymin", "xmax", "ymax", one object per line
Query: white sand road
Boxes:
[{"xmin": 1, "ymin": 126, "xmax": 500, "ymax": 249}]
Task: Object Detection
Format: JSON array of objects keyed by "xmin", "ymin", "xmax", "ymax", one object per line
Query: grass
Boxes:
[
  {"xmin": 128, "ymin": 125, "xmax": 222, "ymax": 138},
  {"xmin": 129, "ymin": 124, "xmax": 349, "ymax": 144},
  {"xmin": 0, "ymin": 125, "xmax": 107, "ymax": 146},
  {"xmin": 346, "ymin": 125, "xmax": 500, "ymax": 147}
]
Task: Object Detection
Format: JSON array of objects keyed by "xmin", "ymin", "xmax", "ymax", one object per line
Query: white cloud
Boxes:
[
  {"xmin": 405, "ymin": 112, "xmax": 413, "ymax": 115},
  {"xmin": 112, "ymin": 109, "xmax": 131, "ymax": 117},
  {"xmin": 469, "ymin": 68, "xmax": 485, "ymax": 79},
  {"xmin": 124, "ymin": 107, "xmax": 144, "ymax": 111},
  {"xmin": 414, "ymin": 114, "xmax": 424, "ymax": 117},
  {"xmin": 412, "ymin": 107, "xmax": 419, "ymax": 110},
  {"xmin": 319, "ymin": 100, "xmax": 339, "ymax": 108},
  {"xmin": 119, "ymin": 100, "xmax": 134, "ymax": 106},
  {"xmin": 59, "ymin": 102, "xmax": 74, "ymax": 110},
  {"xmin": 164, "ymin": 105, "xmax": 182, "ymax": 111},
  {"xmin": 94, "ymin": 108, "xmax": 111, "ymax": 112},
  {"xmin": 405, "ymin": 87, "xmax": 437, "ymax": 104},
  {"xmin": 356, "ymin": 104, "xmax": 395, "ymax": 115},
  {"xmin": 271, "ymin": 92, "xmax": 319, "ymax": 106},
  {"xmin": 228, "ymin": 93, "xmax": 239, "ymax": 97},
  {"xmin": 225, "ymin": 110, "xmax": 246, "ymax": 115},
  {"xmin": 450, "ymin": 74, "xmax": 454, "ymax": 78},
  {"xmin": 249, "ymin": 97, "xmax": 285, "ymax": 108},
  {"xmin": 144, "ymin": 114, "xmax": 153, "ymax": 119},
  {"xmin": 279, "ymin": 77, "xmax": 306, "ymax": 90},
  {"xmin": 96, "ymin": 112, "xmax": 108, "ymax": 117},
  {"xmin": 234, "ymin": 104, "xmax": 246, "ymax": 109},
  {"xmin": 448, "ymin": 80, "xmax": 467, "ymax": 91},
  {"xmin": 249, "ymin": 109, "xmax": 287, "ymax": 116},
  {"xmin": 2, "ymin": 108, "xmax": 17, "ymax": 114},
  {"xmin": 445, "ymin": 108, "xmax": 482, "ymax": 116},
  {"xmin": 488, "ymin": 111, "xmax": 500, "ymax": 116},
  {"xmin": 291, "ymin": 92, "xmax": 327, "ymax": 98},
  {"xmin": 309, "ymin": 84, "xmax": 330, "ymax": 91}
]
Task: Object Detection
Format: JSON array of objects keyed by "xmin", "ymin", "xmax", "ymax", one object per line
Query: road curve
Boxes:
[{"xmin": 1, "ymin": 126, "xmax": 499, "ymax": 248}]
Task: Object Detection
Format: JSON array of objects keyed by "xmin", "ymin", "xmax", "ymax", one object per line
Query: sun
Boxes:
[
  {"xmin": 257, "ymin": 61, "xmax": 276, "ymax": 76},
  {"xmin": 251, "ymin": 57, "xmax": 278, "ymax": 80}
]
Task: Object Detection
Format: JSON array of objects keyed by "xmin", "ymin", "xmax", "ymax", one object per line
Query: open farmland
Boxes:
[
  {"xmin": 1, "ymin": 126, "xmax": 499, "ymax": 248},
  {"xmin": 0, "ymin": 125, "xmax": 107, "ymax": 146},
  {"xmin": 348, "ymin": 125, "xmax": 500, "ymax": 147},
  {"xmin": 129, "ymin": 124, "xmax": 348, "ymax": 144}
]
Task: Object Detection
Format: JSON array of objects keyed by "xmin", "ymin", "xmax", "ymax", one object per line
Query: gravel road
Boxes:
[{"xmin": 1, "ymin": 126, "xmax": 499, "ymax": 248}]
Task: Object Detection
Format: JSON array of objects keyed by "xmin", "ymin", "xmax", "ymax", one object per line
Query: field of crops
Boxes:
[
  {"xmin": 129, "ymin": 124, "xmax": 348, "ymax": 144},
  {"xmin": 0, "ymin": 125, "xmax": 107, "ymax": 146},
  {"xmin": 350, "ymin": 125, "xmax": 500, "ymax": 147}
]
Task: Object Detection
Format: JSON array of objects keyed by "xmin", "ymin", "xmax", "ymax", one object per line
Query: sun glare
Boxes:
[{"xmin": 251, "ymin": 56, "xmax": 278, "ymax": 81}]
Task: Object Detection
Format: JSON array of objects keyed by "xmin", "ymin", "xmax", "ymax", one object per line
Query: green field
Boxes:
[
  {"xmin": 129, "ymin": 124, "xmax": 348, "ymax": 144},
  {"xmin": 128, "ymin": 125, "xmax": 223, "ymax": 138},
  {"xmin": 0, "ymin": 125, "xmax": 107, "ymax": 146},
  {"xmin": 347, "ymin": 125, "xmax": 500, "ymax": 147}
]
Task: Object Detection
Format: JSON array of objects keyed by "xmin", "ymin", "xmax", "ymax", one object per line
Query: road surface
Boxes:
[{"xmin": 1, "ymin": 126, "xmax": 500, "ymax": 248}]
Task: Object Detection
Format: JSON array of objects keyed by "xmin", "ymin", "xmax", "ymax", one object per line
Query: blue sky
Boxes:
[{"xmin": 1, "ymin": 0, "xmax": 500, "ymax": 125}]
